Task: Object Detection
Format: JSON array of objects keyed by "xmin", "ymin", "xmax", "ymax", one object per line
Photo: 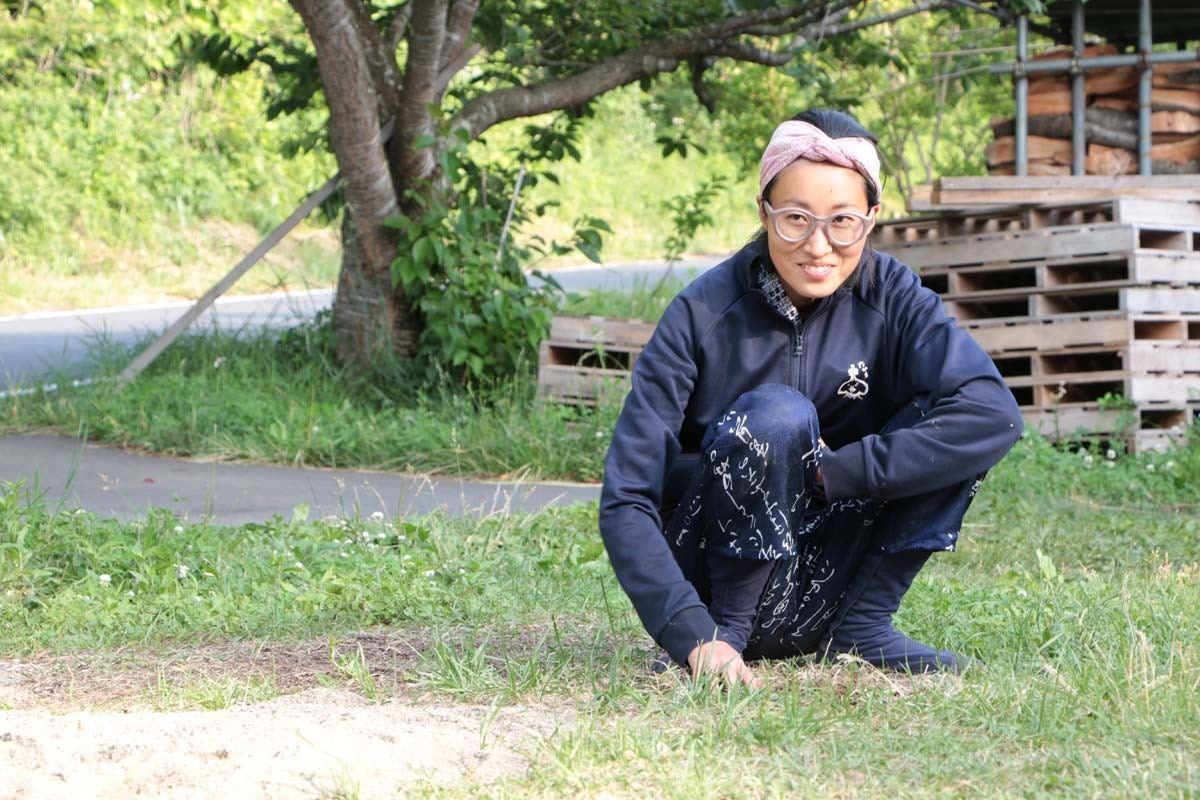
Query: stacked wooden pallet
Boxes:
[
  {"xmin": 537, "ymin": 315, "xmax": 653, "ymax": 405},
  {"xmin": 880, "ymin": 194, "xmax": 1200, "ymax": 452},
  {"xmin": 987, "ymin": 46, "xmax": 1200, "ymax": 176},
  {"xmin": 540, "ymin": 193, "xmax": 1200, "ymax": 451}
]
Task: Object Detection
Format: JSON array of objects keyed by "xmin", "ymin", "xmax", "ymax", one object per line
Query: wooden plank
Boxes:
[
  {"xmin": 1112, "ymin": 197, "xmax": 1200, "ymax": 227},
  {"xmin": 887, "ymin": 223, "xmax": 1139, "ymax": 269},
  {"xmin": 1020, "ymin": 404, "xmax": 1193, "ymax": 435},
  {"xmin": 964, "ymin": 313, "xmax": 1192, "ymax": 353},
  {"xmin": 536, "ymin": 364, "xmax": 631, "ymax": 405},
  {"xmin": 548, "ymin": 315, "xmax": 655, "ymax": 346},
  {"xmin": 116, "ymin": 174, "xmax": 342, "ymax": 387},
  {"xmin": 932, "ymin": 176, "xmax": 1200, "ymax": 208},
  {"xmin": 986, "ymin": 135, "xmax": 1073, "ymax": 167},
  {"xmin": 1121, "ymin": 288, "xmax": 1200, "ymax": 314}
]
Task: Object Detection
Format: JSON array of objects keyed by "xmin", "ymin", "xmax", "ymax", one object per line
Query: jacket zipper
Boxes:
[{"xmin": 794, "ymin": 297, "xmax": 834, "ymax": 396}]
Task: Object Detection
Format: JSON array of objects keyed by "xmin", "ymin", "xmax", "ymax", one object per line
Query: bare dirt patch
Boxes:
[
  {"xmin": 1, "ymin": 688, "xmax": 564, "ymax": 798},
  {"xmin": 0, "ymin": 631, "xmax": 572, "ymax": 798}
]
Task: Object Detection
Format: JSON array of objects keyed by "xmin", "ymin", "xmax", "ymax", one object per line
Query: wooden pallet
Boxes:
[
  {"xmin": 1020, "ymin": 402, "xmax": 1197, "ymax": 453},
  {"xmin": 887, "ymin": 222, "xmax": 1197, "ymax": 271},
  {"xmin": 963, "ymin": 312, "xmax": 1200, "ymax": 353},
  {"xmin": 920, "ymin": 251, "xmax": 1200, "ymax": 297},
  {"xmin": 878, "ymin": 196, "xmax": 1200, "ymax": 246},
  {"xmin": 537, "ymin": 316, "xmax": 655, "ymax": 405},
  {"xmin": 989, "ymin": 341, "xmax": 1200, "ymax": 376},
  {"xmin": 944, "ymin": 286, "xmax": 1200, "ymax": 322},
  {"xmin": 914, "ymin": 176, "xmax": 1200, "ymax": 210}
]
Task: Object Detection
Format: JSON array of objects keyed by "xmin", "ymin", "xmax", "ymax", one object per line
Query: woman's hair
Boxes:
[{"xmin": 751, "ymin": 108, "xmax": 881, "ymax": 288}]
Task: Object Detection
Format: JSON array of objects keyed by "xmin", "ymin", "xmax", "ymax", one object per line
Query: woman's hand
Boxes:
[{"xmin": 687, "ymin": 640, "xmax": 763, "ymax": 689}]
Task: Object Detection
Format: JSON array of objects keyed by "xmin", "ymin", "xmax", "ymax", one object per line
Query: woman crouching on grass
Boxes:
[{"xmin": 598, "ymin": 109, "xmax": 1023, "ymax": 688}]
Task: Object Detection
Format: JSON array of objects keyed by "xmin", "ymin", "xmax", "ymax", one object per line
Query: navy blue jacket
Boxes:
[{"xmin": 598, "ymin": 241, "xmax": 1023, "ymax": 663}]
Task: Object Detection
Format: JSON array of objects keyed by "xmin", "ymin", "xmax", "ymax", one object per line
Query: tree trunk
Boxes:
[{"xmin": 333, "ymin": 214, "xmax": 420, "ymax": 365}]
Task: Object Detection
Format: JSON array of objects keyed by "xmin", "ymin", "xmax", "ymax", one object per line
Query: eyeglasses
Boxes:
[{"xmin": 761, "ymin": 201, "xmax": 875, "ymax": 247}]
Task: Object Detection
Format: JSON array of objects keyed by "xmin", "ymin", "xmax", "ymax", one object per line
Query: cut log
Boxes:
[
  {"xmin": 992, "ymin": 109, "xmax": 1138, "ymax": 150},
  {"xmin": 1086, "ymin": 137, "xmax": 1200, "ymax": 175},
  {"xmin": 1098, "ymin": 87, "xmax": 1200, "ymax": 114},
  {"xmin": 986, "ymin": 135, "xmax": 1074, "ymax": 167},
  {"xmin": 1086, "ymin": 144, "xmax": 1137, "ymax": 175},
  {"xmin": 1092, "ymin": 96, "xmax": 1137, "ymax": 113},
  {"xmin": 1027, "ymin": 91, "xmax": 1072, "ymax": 116},
  {"xmin": 1028, "ymin": 67, "xmax": 1138, "ymax": 98},
  {"xmin": 1151, "ymin": 134, "xmax": 1200, "ymax": 164},
  {"xmin": 988, "ymin": 160, "xmax": 1072, "ymax": 177},
  {"xmin": 1153, "ymin": 63, "xmax": 1200, "ymax": 89},
  {"xmin": 1153, "ymin": 110, "xmax": 1200, "ymax": 135}
]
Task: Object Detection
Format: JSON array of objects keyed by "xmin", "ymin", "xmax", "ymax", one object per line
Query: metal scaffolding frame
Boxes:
[{"xmin": 990, "ymin": 0, "xmax": 1200, "ymax": 176}]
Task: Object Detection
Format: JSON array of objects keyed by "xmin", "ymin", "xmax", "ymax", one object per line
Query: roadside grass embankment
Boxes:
[{"xmin": 1, "ymin": 430, "xmax": 1198, "ymax": 795}]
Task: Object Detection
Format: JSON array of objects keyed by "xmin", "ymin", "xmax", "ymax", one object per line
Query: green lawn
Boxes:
[{"xmin": 2, "ymin": 427, "xmax": 1198, "ymax": 796}]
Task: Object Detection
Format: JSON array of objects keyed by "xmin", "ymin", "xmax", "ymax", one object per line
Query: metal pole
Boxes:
[
  {"xmin": 1016, "ymin": 15, "xmax": 1029, "ymax": 177},
  {"xmin": 1137, "ymin": 0, "xmax": 1153, "ymax": 175},
  {"xmin": 1070, "ymin": 1, "xmax": 1086, "ymax": 175},
  {"xmin": 989, "ymin": 48, "xmax": 1199, "ymax": 75}
]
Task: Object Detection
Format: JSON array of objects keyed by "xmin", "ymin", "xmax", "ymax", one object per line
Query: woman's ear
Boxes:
[{"xmin": 757, "ymin": 197, "xmax": 768, "ymax": 228}]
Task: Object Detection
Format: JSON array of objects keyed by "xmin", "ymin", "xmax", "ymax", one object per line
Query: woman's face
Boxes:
[{"xmin": 758, "ymin": 158, "xmax": 879, "ymax": 308}]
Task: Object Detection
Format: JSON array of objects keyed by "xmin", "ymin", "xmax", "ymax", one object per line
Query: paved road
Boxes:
[
  {"xmin": 0, "ymin": 256, "xmax": 722, "ymax": 392},
  {"xmin": 0, "ymin": 433, "xmax": 600, "ymax": 524},
  {"xmin": 0, "ymin": 255, "xmax": 724, "ymax": 521},
  {"xmin": 0, "ymin": 290, "xmax": 334, "ymax": 391}
]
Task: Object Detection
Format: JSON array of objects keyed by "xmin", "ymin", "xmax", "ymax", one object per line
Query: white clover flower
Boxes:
[
  {"xmin": 98, "ymin": 574, "xmax": 111, "ymax": 587},
  {"xmin": 1104, "ymin": 461, "xmax": 1115, "ymax": 469},
  {"xmin": 1146, "ymin": 463, "xmax": 1156, "ymax": 472},
  {"xmin": 1083, "ymin": 454, "xmax": 1094, "ymax": 466},
  {"xmin": 295, "ymin": 561, "xmax": 305, "ymax": 570},
  {"xmin": 173, "ymin": 525, "xmax": 184, "ymax": 534},
  {"xmin": 1166, "ymin": 460, "xmax": 1176, "ymax": 469},
  {"xmin": 423, "ymin": 569, "xmax": 436, "ymax": 577},
  {"xmin": 1106, "ymin": 449, "xmax": 1117, "ymax": 460},
  {"xmin": 176, "ymin": 564, "xmax": 190, "ymax": 579},
  {"xmin": 370, "ymin": 511, "xmax": 385, "ymax": 522},
  {"xmin": 212, "ymin": 356, "xmax": 226, "ymax": 369},
  {"xmin": 126, "ymin": 590, "xmax": 135, "ymax": 598}
]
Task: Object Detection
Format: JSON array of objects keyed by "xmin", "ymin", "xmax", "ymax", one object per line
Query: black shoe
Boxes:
[{"xmin": 822, "ymin": 549, "xmax": 964, "ymax": 674}]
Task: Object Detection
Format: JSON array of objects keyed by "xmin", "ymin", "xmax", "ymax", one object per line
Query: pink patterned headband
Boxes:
[{"xmin": 758, "ymin": 120, "xmax": 882, "ymax": 201}]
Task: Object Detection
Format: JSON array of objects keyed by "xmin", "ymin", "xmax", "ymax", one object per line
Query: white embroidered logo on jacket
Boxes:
[{"xmin": 837, "ymin": 361, "xmax": 870, "ymax": 399}]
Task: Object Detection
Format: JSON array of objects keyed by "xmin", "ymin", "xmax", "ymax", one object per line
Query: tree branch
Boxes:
[
  {"xmin": 796, "ymin": 0, "xmax": 953, "ymax": 45},
  {"xmin": 290, "ymin": 0, "xmax": 399, "ymax": 274},
  {"xmin": 451, "ymin": 1, "xmax": 865, "ymax": 140},
  {"xmin": 708, "ymin": 40, "xmax": 791, "ymax": 67},
  {"xmin": 440, "ymin": 0, "xmax": 480, "ymax": 73},
  {"xmin": 689, "ymin": 55, "xmax": 716, "ymax": 113},
  {"xmin": 343, "ymin": 0, "xmax": 402, "ymax": 111},
  {"xmin": 435, "ymin": 42, "xmax": 483, "ymax": 99},
  {"xmin": 393, "ymin": 0, "xmax": 448, "ymax": 186},
  {"xmin": 386, "ymin": 1, "xmax": 413, "ymax": 52}
]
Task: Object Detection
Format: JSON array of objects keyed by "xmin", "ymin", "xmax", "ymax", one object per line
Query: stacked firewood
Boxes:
[{"xmin": 987, "ymin": 46, "xmax": 1199, "ymax": 176}]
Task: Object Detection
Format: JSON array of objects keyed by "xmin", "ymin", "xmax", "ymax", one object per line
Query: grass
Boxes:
[{"xmin": 2, "ymin": 430, "xmax": 1199, "ymax": 795}]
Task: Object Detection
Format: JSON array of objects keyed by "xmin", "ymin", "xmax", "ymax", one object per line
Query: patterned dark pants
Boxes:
[{"xmin": 662, "ymin": 384, "xmax": 983, "ymax": 660}]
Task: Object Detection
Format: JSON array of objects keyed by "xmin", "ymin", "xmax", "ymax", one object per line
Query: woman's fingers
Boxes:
[{"xmin": 689, "ymin": 641, "xmax": 763, "ymax": 689}]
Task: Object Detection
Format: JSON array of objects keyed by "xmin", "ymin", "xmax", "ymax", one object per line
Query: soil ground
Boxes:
[{"xmin": 0, "ymin": 632, "xmax": 571, "ymax": 799}]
